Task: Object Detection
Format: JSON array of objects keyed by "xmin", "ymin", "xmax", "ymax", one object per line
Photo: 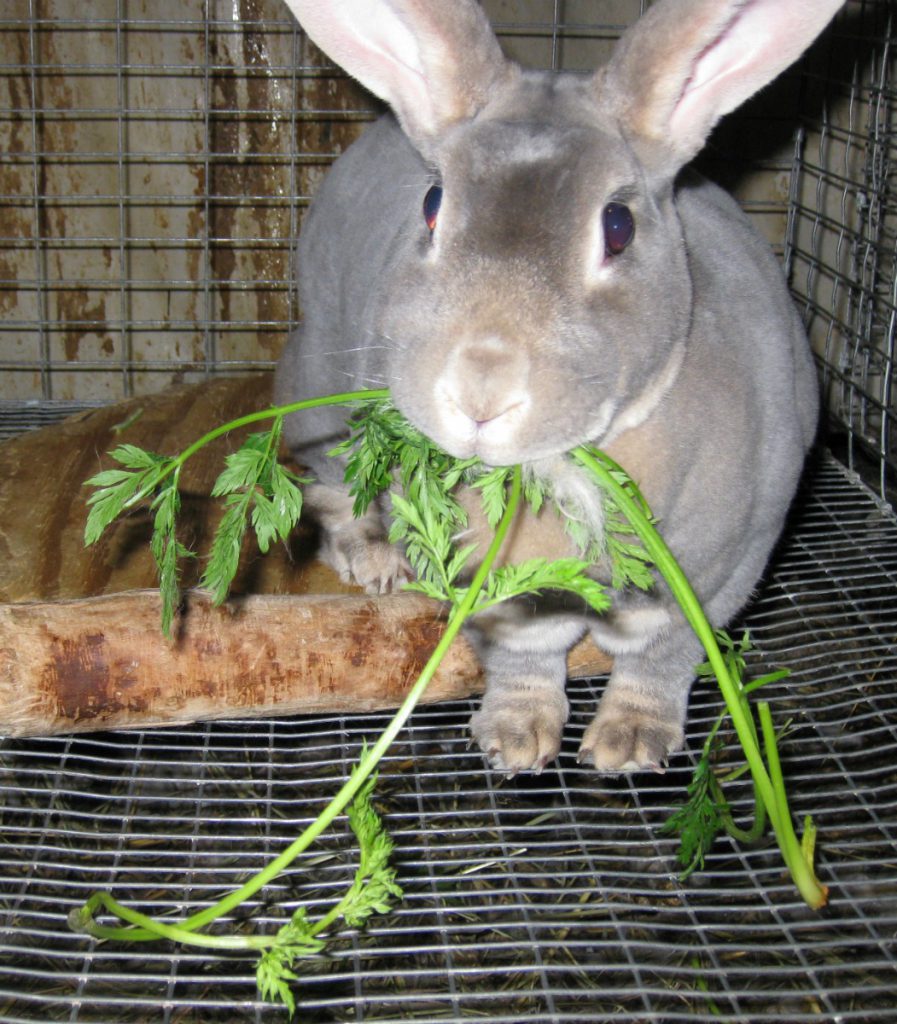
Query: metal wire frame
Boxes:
[
  {"xmin": 786, "ymin": 0, "xmax": 897, "ymax": 501},
  {"xmin": 1, "ymin": 453, "xmax": 896, "ymax": 1023},
  {"xmin": 0, "ymin": 3, "xmax": 640, "ymax": 404},
  {"xmin": 4, "ymin": 1, "xmax": 894, "ymax": 497},
  {"xmin": 1, "ymin": 1, "xmax": 323, "ymax": 401}
]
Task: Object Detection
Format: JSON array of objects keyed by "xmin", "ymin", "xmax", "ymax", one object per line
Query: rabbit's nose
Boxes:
[{"xmin": 435, "ymin": 337, "xmax": 532, "ymax": 458}]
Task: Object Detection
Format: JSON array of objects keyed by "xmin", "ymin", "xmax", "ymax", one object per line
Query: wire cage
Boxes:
[{"xmin": 2, "ymin": 2, "xmax": 897, "ymax": 1022}]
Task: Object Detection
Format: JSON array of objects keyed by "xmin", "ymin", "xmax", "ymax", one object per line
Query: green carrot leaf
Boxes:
[
  {"xmin": 84, "ymin": 446, "xmax": 175, "ymax": 546},
  {"xmin": 340, "ymin": 768, "xmax": 403, "ymax": 928},
  {"xmin": 470, "ymin": 466, "xmax": 514, "ymax": 529},
  {"xmin": 463, "ymin": 556, "xmax": 611, "ymax": 616},
  {"xmin": 202, "ymin": 495, "xmax": 251, "ymax": 605},
  {"xmin": 256, "ymin": 907, "xmax": 325, "ymax": 1017},
  {"xmin": 149, "ymin": 473, "xmax": 194, "ymax": 636},
  {"xmin": 201, "ymin": 418, "xmax": 307, "ymax": 604},
  {"xmin": 660, "ymin": 744, "xmax": 728, "ymax": 879}
]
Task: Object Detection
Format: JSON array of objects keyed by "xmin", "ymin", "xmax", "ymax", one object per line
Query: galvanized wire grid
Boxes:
[
  {"xmin": 0, "ymin": 3, "xmax": 640, "ymax": 404},
  {"xmin": 2, "ymin": 2, "xmax": 897, "ymax": 1022},
  {"xmin": 0, "ymin": 4, "xmax": 329, "ymax": 400},
  {"xmin": 786, "ymin": 0, "xmax": 897, "ymax": 502},
  {"xmin": 1, "ymin": 451, "xmax": 896, "ymax": 1023}
]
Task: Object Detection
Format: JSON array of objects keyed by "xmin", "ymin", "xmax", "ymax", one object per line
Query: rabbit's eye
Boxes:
[
  {"xmin": 423, "ymin": 185, "xmax": 443, "ymax": 232},
  {"xmin": 603, "ymin": 202, "xmax": 634, "ymax": 256}
]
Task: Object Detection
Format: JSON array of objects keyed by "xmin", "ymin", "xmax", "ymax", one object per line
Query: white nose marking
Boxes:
[{"xmin": 436, "ymin": 336, "xmax": 531, "ymax": 450}]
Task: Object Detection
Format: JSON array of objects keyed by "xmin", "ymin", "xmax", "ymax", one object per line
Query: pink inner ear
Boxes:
[
  {"xmin": 348, "ymin": 34, "xmax": 432, "ymax": 123},
  {"xmin": 284, "ymin": 1, "xmax": 434, "ymax": 133},
  {"xmin": 337, "ymin": 7, "xmax": 428, "ymax": 101},
  {"xmin": 669, "ymin": 0, "xmax": 835, "ymax": 144}
]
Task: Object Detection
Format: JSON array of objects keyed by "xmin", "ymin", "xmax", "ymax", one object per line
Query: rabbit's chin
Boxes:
[{"xmin": 427, "ymin": 397, "xmax": 617, "ymax": 469}]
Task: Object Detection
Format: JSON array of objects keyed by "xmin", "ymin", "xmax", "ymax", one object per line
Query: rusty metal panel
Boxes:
[{"xmin": 0, "ymin": 0, "xmax": 373, "ymax": 401}]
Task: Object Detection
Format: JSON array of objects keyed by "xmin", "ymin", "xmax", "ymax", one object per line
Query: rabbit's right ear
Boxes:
[
  {"xmin": 282, "ymin": 0, "xmax": 514, "ymax": 153},
  {"xmin": 602, "ymin": 0, "xmax": 843, "ymax": 175}
]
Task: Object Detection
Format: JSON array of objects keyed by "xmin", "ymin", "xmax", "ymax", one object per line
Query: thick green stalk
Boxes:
[
  {"xmin": 175, "ymin": 389, "xmax": 390, "ymax": 469},
  {"xmin": 71, "ymin": 892, "xmax": 274, "ymax": 950},
  {"xmin": 122, "ymin": 388, "xmax": 391, "ymax": 510},
  {"xmin": 758, "ymin": 700, "xmax": 816, "ymax": 900},
  {"xmin": 74, "ymin": 466, "xmax": 523, "ymax": 946},
  {"xmin": 571, "ymin": 445, "xmax": 827, "ymax": 908}
]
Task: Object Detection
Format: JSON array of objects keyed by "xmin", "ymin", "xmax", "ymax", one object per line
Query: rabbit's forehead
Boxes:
[
  {"xmin": 447, "ymin": 122, "xmax": 626, "ymax": 189},
  {"xmin": 440, "ymin": 78, "xmax": 640, "ymax": 199},
  {"xmin": 449, "ymin": 121, "xmax": 589, "ymax": 176}
]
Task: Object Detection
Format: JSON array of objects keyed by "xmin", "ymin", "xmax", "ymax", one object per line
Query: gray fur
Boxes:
[{"xmin": 275, "ymin": 0, "xmax": 838, "ymax": 773}]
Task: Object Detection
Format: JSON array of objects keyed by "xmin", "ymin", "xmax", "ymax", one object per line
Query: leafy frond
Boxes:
[
  {"xmin": 83, "ymin": 446, "xmax": 175, "ymax": 546},
  {"xmin": 256, "ymin": 908, "xmax": 325, "ymax": 1017},
  {"xmin": 660, "ymin": 744, "xmax": 728, "ymax": 879},
  {"xmin": 253, "ymin": 762, "xmax": 402, "ymax": 1015},
  {"xmin": 200, "ymin": 418, "xmax": 307, "ymax": 605}
]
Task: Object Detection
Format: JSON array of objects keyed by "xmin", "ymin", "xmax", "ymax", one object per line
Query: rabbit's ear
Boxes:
[
  {"xmin": 603, "ymin": 0, "xmax": 843, "ymax": 172},
  {"xmin": 282, "ymin": 0, "xmax": 512, "ymax": 150}
]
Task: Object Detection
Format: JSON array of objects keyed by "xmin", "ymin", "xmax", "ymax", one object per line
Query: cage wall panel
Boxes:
[
  {"xmin": 0, "ymin": 0, "xmax": 376, "ymax": 401},
  {"xmin": 2, "ymin": 3, "xmax": 897, "ymax": 1022},
  {"xmin": 5, "ymin": 2, "xmax": 893, "ymax": 498},
  {"xmin": 787, "ymin": 0, "xmax": 896, "ymax": 496}
]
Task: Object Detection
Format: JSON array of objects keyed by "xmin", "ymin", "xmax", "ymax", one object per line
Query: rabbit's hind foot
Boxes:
[
  {"xmin": 469, "ymin": 679, "xmax": 568, "ymax": 777},
  {"xmin": 578, "ymin": 684, "xmax": 683, "ymax": 773}
]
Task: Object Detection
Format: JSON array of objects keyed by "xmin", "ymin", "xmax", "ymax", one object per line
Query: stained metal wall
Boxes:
[
  {"xmin": 0, "ymin": 1, "xmax": 894, "ymax": 498},
  {"xmin": 0, "ymin": 0, "xmax": 374, "ymax": 402}
]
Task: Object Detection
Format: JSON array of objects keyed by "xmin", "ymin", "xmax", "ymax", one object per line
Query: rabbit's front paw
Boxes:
[
  {"xmin": 470, "ymin": 682, "xmax": 568, "ymax": 776},
  {"xmin": 349, "ymin": 540, "xmax": 411, "ymax": 595},
  {"xmin": 578, "ymin": 690, "xmax": 683, "ymax": 773},
  {"xmin": 323, "ymin": 534, "xmax": 410, "ymax": 595}
]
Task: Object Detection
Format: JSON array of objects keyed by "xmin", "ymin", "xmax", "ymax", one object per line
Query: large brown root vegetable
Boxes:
[{"xmin": 0, "ymin": 376, "xmax": 610, "ymax": 737}]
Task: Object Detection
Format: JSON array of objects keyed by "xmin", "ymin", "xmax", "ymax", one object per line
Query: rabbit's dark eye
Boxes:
[
  {"xmin": 603, "ymin": 202, "xmax": 634, "ymax": 256},
  {"xmin": 423, "ymin": 185, "xmax": 443, "ymax": 232}
]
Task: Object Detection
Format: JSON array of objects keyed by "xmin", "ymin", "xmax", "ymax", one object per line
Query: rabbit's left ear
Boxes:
[
  {"xmin": 602, "ymin": 0, "xmax": 843, "ymax": 173},
  {"xmin": 282, "ymin": 0, "xmax": 514, "ymax": 152}
]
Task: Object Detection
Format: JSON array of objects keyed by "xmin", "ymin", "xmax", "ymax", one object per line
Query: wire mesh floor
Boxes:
[{"xmin": 1, "ymin": 451, "xmax": 896, "ymax": 1023}]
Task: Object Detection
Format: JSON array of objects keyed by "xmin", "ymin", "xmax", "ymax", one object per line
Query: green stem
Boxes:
[
  {"xmin": 124, "ymin": 388, "xmax": 390, "ymax": 510},
  {"xmin": 176, "ymin": 389, "xmax": 389, "ymax": 469},
  {"xmin": 70, "ymin": 892, "xmax": 273, "ymax": 950},
  {"xmin": 75, "ymin": 466, "xmax": 524, "ymax": 946},
  {"xmin": 720, "ymin": 784, "xmax": 768, "ymax": 845},
  {"xmin": 571, "ymin": 445, "xmax": 827, "ymax": 909},
  {"xmin": 758, "ymin": 700, "xmax": 815, "ymax": 896},
  {"xmin": 742, "ymin": 669, "xmax": 791, "ymax": 696}
]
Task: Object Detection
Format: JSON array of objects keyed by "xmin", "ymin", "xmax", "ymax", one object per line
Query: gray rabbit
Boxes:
[{"xmin": 274, "ymin": 0, "xmax": 841, "ymax": 774}]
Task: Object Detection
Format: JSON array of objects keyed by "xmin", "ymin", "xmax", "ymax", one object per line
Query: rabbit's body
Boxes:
[{"xmin": 275, "ymin": 0, "xmax": 838, "ymax": 773}]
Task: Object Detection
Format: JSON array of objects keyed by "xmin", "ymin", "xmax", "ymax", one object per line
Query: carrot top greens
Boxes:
[{"xmin": 76, "ymin": 389, "xmax": 826, "ymax": 1016}]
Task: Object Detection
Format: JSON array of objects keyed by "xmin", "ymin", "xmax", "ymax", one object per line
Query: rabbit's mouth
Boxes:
[
  {"xmin": 415, "ymin": 332, "xmax": 627, "ymax": 464},
  {"xmin": 428, "ymin": 388, "xmax": 618, "ymax": 467},
  {"xmin": 432, "ymin": 388, "xmax": 532, "ymax": 465},
  {"xmin": 427, "ymin": 335, "xmax": 536, "ymax": 464}
]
